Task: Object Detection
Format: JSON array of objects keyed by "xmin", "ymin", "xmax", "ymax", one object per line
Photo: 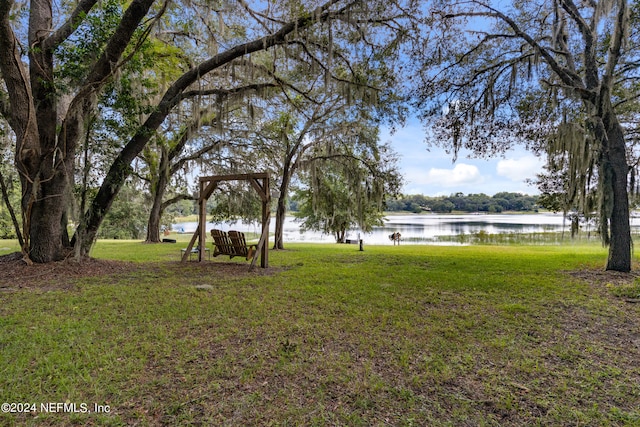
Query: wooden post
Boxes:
[
  {"xmin": 181, "ymin": 224, "xmax": 200, "ymax": 263},
  {"xmin": 198, "ymin": 180, "xmax": 206, "ymax": 262},
  {"xmin": 262, "ymin": 176, "xmax": 269, "ymax": 268},
  {"xmin": 248, "ymin": 174, "xmax": 270, "ymax": 270}
]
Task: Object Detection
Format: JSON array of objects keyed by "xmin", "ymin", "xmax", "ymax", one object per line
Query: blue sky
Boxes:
[{"xmin": 381, "ymin": 118, "xmax": 545, "ymax": 197}]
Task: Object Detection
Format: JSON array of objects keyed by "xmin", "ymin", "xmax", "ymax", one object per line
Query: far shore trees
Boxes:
[{"xmin": 385, "ymin": 192, "xmax": 539, "ymax": 214}]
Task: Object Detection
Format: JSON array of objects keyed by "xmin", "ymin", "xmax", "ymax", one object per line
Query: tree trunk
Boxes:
[
  {"xmin": 273, "ymin": 195, "xmax": 287, "ymax": 250},
  {"xmin": 604, "ymin": 118, "xmax": 631, "ymax": 272},
  {"xmin": 146, "ymin": 195, "xmax": 164, "ymax": 243},
  {"xmin": 28, "ymin": 179, "xmax": 68, "ymax": 262},
  {"xmin": 24, "ymin": 0, "xmax": 71, "ymax": 262},
  {"xmin": 74, "ymin": 157, "xmax": 133, "ymax": 257},
  {"xmin": 570, "ymin": 216, "xmax": 579, "ymax": 239},
  {"xmin": 25, "ymin": 130, "xmax": 75, "ymax": 263},
  {"xmin": 273, "ymin": 172, "xmax": 292, "ymax": 250},
  {"xmin": 146, "ymin": 148, "xmax": 170, "ymax": 243},
  {"xmin": 590, "ymin": 95, "xmax": 632, "ymax": 272}
]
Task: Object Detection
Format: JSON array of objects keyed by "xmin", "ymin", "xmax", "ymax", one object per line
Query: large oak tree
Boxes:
[{"xmin": 415, "ymin": 0, "xmax": 639, "ymax": 271}]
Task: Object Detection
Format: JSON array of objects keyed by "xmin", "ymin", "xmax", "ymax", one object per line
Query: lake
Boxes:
[{"xmin": 173, "ymin": 213, "xmax": 640, "ymax": 245}]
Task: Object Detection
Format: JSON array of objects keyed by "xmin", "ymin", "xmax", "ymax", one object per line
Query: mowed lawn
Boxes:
[{"xmin": 1, "ymin": 239, "xmax": 639, "ymax": 426}]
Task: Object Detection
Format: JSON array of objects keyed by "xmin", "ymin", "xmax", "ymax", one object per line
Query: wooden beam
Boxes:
[
  {"xmin": 249, "ymin": 178, "xmax": 268, "ymax": 202},
  {"xmin": 250, "ymin": 178, "xmax": 270, "ymax": 270},
  {"xmin": 249, "ymin": 212, "xmax": 270, "ymax": 270},
  {"xmin": 198, "ymin": 181, "xmax": 207, "ymax": 262},
  {"xmin": 200, "ymin": 172, "xmax": 269, "ymax": 183},
  {"xmin": 261, "ymin": 209, "xmax": 270, "ymax": 268},
  {"xmin": 200, "ymin": 180, "xmax": 218, "ymax": 201},
  {"xmin": 262, "ymin": 178, "xmax": 270, "ymax": 268},
  {"xmin": 182, "ymin": 224, "xmax": 200, "ymax": 263}
]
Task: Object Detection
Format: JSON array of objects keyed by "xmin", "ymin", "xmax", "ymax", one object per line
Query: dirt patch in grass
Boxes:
[
  {"xmin": 0, "ymin": 252, "xmax": 280, "ymax": 292},
  {"xmin": 0, "ymin": 252, "xmax": 138, "ymax": 291},
  {"xmin": 567, "ymin": 267, "xmax": 640, "ymax": 286},
  {"xmin": 567, "ymin": 266, "xmax": 640, "ymax": 303},
  {"xmin": 561, "ymin": 266, "xmax": 640, "ymax": 358}
]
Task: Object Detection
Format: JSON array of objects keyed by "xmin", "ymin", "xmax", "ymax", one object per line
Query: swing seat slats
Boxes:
[{"xmin": 211, "ymin": 229, "xmax": 257, "ymax": 260}]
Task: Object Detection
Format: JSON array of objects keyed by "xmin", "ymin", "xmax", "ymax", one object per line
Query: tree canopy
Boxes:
[{"xmin": 294, "ymin": 140, "xmax": 401, "ymax": 243}]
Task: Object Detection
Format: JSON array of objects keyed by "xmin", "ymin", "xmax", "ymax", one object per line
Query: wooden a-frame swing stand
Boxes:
[{"xmin": 181, "ymin": 172, "xmax": 270, "ymax": 270}]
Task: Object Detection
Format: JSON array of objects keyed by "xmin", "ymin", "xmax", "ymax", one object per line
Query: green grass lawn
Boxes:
[{"xmin": 1, "ymin": 240, "xmax": 639, "ymax": 426}]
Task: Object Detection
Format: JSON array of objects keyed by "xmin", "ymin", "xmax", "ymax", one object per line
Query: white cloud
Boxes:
[
  {"xmin": 417, "ymin": 163, "xmax": 483, "ymax": 187},
  {"xmin": 496, "ymin": 156, "xmax": 544, "ymax": 182},
  {"xmin": 382, "ymin": 119, "xmax": 544, "ymax": 195}
]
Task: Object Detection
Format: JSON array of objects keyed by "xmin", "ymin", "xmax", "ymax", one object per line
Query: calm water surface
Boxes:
[{"xmin": 173, "ymin": 213, "xmax": 640, "ymax": 245}]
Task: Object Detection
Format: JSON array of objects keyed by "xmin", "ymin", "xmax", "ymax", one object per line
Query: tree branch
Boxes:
[
  {"xmin": 445, "ymin": 5, "xmax": 591, "ymax": 99},
  {"xmin": 603, "ymin": 0, "xmax": 628, "ymax": 90},
  {"xmin": 161, "ymin": 194, "xmax": 195, "ymax": 211},
  {"xmin": 0, "ymin": 88, "xmax": 8, "ymax": 118},
  {"xmin": 558, "ymin": 0, "xmax": 598, "ymax": 90},
  {"xmin": 171, "ymin": 143, "xmax": 223, "ymax": 174},
  {"xmin": 0, "ymin": 0, "xmax": 39, "ymax": 172},
  {"xmin": 236, "ymin": 0, "xmax": 285, "ymax": 32},
  {"xmin": 179, "ymin": 82, "xmax": 278, "ymax": 102},
  {"xmin": 558, "ymin": 0, "xmax": 591, "ymax": 39},
  {"xmin": 74, "ymin": 0, "xmax": 158, "ymax": 101},
  {"xmin": 43, "ymin": 0, "xmax": 99, "ymax": 50},
  {"xmin": 0, "ymin": 168, "xmax": 24, "ymax": 247},
  {"xmin": 60, "ymin": 0, "xmax": 162, "ymax": 166}
]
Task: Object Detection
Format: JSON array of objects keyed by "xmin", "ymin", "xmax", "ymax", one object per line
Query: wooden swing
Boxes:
[
  {"xmin": 210, "ymin": 229, "xmax": 257, "ymax": 260},
  {"xmin": 181, "ymin": 172, "xmax": 270, "ymax": 270}
]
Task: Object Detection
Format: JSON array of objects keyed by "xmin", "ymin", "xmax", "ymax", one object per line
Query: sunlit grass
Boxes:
[{"xmin": 0, "ymin": 239, "xmax": 20, "ymax": 255}]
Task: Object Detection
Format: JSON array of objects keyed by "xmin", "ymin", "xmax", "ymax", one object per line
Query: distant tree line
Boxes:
[{"xmin": 385, "ymin": 192, "xmax": 539, "ymax": 214}]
